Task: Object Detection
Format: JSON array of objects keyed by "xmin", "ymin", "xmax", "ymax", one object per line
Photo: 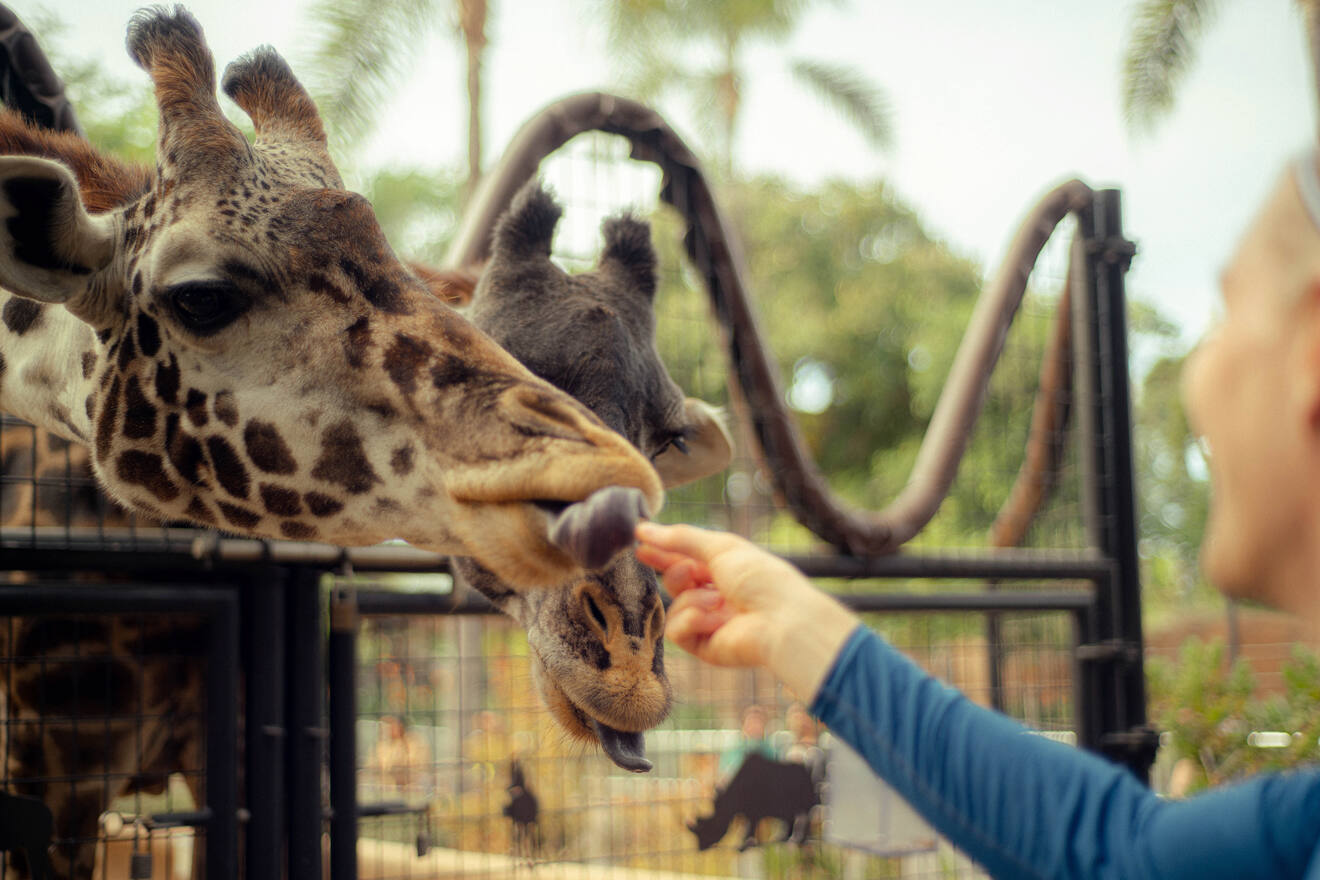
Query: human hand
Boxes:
[{"xmin": 635, "ymin": 522, "xmax": 858, "ymax": 697}]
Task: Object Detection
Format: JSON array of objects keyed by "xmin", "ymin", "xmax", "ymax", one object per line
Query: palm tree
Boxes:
[
  {"xmin": 1122, "ymin": 0, "xmax": 1320, "ymax": 133},
  {"xmin": 298, "ymin": 0, "xmax": 489, "ymax": 199},
  {"xmin": 601, "ymin": 0, "xmax": 892, "ymax": 174},
  {"xmin": 456, "ymin": 0, "xmax": 489, "ymax": 202}
]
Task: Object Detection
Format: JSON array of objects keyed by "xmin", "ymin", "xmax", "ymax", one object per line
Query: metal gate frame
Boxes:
[{"xmin": 0, "ymin": 192, "xmax": 1154, "ymax": 880}]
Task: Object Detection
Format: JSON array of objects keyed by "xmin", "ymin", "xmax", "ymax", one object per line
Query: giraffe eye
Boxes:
[
  {"xmin": 168, "ymin": 281, "xmax": 247, "ymax": 336},
  {"xmin": 651, "ymin": 433, "xmax": 689, "ymax": 461}
]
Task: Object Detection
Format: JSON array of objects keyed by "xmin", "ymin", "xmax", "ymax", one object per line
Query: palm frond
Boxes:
[
  {"xmin": 614, "ymin": 40, "xmax": 697, "ymax": 104},
  {"xmin": 790, "ymin": 58, "xmax": 893, "ymax": 151},
  {"xmin": 1121, "ymin": 0, "xmax": 1221, "ymax": 134},
  {"xmin": 297, "ymin": 0, "xmax": 442, "ymax": 156}
]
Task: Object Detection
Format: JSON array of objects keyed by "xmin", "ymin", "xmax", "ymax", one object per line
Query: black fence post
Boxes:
[
  {"xmin": 244, "ymin": 569, "xmax": 287, "ymax": 879},
  {"xmin": 205, "ymin": 588, "xmax": 240, "ymax": 878},
  {"xmin": 328, "ymin": 588, "xmax": 359, "ymax": 880},
  {"xmin": 1074, "ymin": 188, "xmax": 1160, "ymax": 780},
  {"xmin": 287, "ymin": 567, "xmax": 325, "ymax": 879}
]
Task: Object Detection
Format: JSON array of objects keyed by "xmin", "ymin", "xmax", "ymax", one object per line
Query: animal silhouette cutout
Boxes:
[{"xmin": 689, "ymin": 753, "xmax": 820, "ymax": 851}]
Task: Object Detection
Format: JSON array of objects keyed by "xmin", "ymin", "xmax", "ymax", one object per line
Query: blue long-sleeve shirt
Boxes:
[{"xmin": 810, "ymin": 625, "xmax": 1320, "ymax": 879}]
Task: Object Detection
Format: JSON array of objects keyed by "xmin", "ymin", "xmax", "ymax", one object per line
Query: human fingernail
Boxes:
[
  {"xmin": 688, "ymin": 588, "xmax": 721, "ymax": 609},
  {"xmin": 636, "ymin": 521, "xmax": 660, "ymax": 540}
]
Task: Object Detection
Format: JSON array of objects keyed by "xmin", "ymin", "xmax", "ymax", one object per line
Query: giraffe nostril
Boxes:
[
  {"xmin": 647, "ymin": 602, "xmax": 664, "ymax": 641},
  {"xmin": 583, "ymin": 592, "xmax": 608, "ymax": 633}
]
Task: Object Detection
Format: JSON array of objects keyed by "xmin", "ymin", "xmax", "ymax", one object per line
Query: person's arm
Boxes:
[
  {"xmin": 637, "ymin": 523, "xmax": 1320, "ymax": 879},
  {"xmin": 815, "ymin": 626, "xmax": 1320, "ymax": 879}
]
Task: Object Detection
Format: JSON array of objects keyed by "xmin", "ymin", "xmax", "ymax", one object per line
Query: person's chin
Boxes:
[{"xmin": 1199, "ymin": 521, "xmax": 1247, "ymax": 598}]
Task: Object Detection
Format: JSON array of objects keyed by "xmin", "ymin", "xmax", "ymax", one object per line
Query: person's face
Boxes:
[{"xmin": 1182, "ymin": 170, "xmax": 1320, "ymax": 609}]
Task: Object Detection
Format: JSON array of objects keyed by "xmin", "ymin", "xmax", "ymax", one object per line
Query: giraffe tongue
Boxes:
[
  {"xmin": 593, "ymin": 720, "xmax": 652, "ymax": 773},
  {"xmin": 548, "ymin": 487, "xmax": 650, "ymax": 571}
]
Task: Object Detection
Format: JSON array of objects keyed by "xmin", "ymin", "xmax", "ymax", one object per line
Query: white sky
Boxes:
[{"xmin": 28, "ymin": 0, "xmax": 1314, "ymax": 343}]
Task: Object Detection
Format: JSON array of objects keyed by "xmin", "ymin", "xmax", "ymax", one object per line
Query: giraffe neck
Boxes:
[{"xmin": 0, "ymin": 290, "xmax": 101, "ymax": 445}]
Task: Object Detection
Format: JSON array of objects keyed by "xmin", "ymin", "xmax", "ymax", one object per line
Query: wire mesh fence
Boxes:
[
  {"xmin": 0, "ymin": 593, "xmax": 221, "ymax": 879},
  {"xmin": 346, "ymin": 594, "xmax": 1081, "ymax": 880}
]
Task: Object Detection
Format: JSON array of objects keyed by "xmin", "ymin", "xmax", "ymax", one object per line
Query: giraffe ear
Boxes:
[
  {"xmin": 653, "ymin": 398, "xmax": 734, "ymax": 489},
  {"xmin": 0, "ymin": 156, "xmax": 116, "ymax": 309}
]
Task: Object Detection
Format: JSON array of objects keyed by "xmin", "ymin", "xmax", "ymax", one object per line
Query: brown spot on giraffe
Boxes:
[
  {"xmin": 205, "ymin": 435, "xmax": 249, "ymax": 500},
  {"xmin": 184, "ymin": 388, "xmax": 208, "ymax": 427},
  {"xmin": 136, "ymin": 310, "xmax": 161, "ymax": 356},
  {"xmin": 154, "ymin": 353, "xmax": 180, "ymax": 404},
  {"xmin": 280, "ymin": 520, "xmax": 317, "ymax": 540},
  {"xmin": 390, "ymin": 442, "xmax": 415, "ymax": 476},
  {"xmin": 343, "ymin": 316, "xmax": 371, "ymax": 368},
  {"xmin": 185, "ymin": 495, "xmax": 216, "ymax": 524},
  {"xmin": 94, "ymin": 374, "xmax": 121, "ymax": 462},
  {"xmin": 115, "ymin": 449, "xmax": 179, "ymax": 501},
  {"xmin": 2, "ymin": 296, "xmax": 43, "ymax": 334},
  {"xmin": 213, "ymin": 390, "xmax": 238, "ymax": 427},
  {"xmin": 115, "ymin": 331, "xmax": 136, "ymax": 371},
  {"xmin": 259, "ymin": 482, "xmax": 301, "ymax": 516},
  {"xmin": 307, "ymin": 270, "xmax": 349, "ymax": 304},
  {"xmin": 304, "ymin": 491, "xmax": 343, "ymax": 517},
  {"xmin": 383, "ymin": 332, "xmax": 433, "ymax": 397},
  {"xmin": 121, "ymin": 374, "xmax": 157, "ymax": 440},
  {"xmin": 243, "ymin": 419, "xmax": 297, "ymax": 474},
  {"xmin": 310, "ymin": 419, "xmax": 379, "ymax": 495},
  {"xmin": 217, "ymin": 500, "xmax": 261, "ymax": 529},
  {"xmin": 164, "ymin": 412, "xmax": 205, "ymax": 485}
]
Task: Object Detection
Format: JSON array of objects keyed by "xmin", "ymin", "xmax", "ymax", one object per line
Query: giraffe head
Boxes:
[
  {"xmin": 455, "ymin": 183, "xmax": 732, "ymax": 770},
  {"xmin": 0, "ymin": 7, "xmax": 662, "ymax": 588}
]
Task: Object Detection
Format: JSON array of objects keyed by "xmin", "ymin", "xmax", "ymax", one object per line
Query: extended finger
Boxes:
[
  {"xmin": 666, "ymin": 603, "xmax": 734, "ymax": 652},
  {"xmin": 635, "ymin": 522, "xmax": 740, "ymax": 565},
  {"xmin": 669, "ymin": 586, "xmax": 722, "ymax": 615},
  {"xmin": 634, "ymin": 542, "xmax": 694, "ymax": 574},
  {"xmin": 661, "ymin": 559, "xmax": 713, "ymax": 597}
]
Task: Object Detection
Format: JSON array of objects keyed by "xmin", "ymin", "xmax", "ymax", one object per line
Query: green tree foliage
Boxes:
[
  {"xmin": 1133, "ymin": 349, "xmax": 1219, "ymax": 624},
  {"xmin": 719, "ymin": 176, "xmax": 983, "ymax": 508},
  {"xmin": 1121, "ymin": 0, "xmax": 1223, "ymax": 133},
  {"xmin": 29, "ymin": 10, "xmax": 157, "ymax": 163},
  {"xmin": 297, "ymin": 0, "xmax": 445, "ymax": 158},
  {"xmin": 652, "ymin": 174, "xmax": 1091, "ymax": 546},
  {"xmin": 358, "ymin": 166, "xmax": 465, "ymax": 264},
  {"xmin": 1148, "ymin": 639, "xmax": 1320, "ymax": 793},
  {"xmin": 297, "ymin": 0, "xmax": 490, "ymax": 196},
  {"xmin": 1121, "ymin": 0, "xmax": 1319, "ymax": 133},
  {"xmin": 600, "ymin": 0, "xmax": 891, "ymax": 173}
]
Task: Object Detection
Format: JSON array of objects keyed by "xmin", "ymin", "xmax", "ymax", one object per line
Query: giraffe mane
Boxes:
[{"xmin": 0, "ymin": 108, "xmax": 151, "ymax": 212}]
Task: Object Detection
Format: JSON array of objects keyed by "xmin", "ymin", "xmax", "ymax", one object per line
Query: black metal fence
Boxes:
[{"xmin": 0, "ymin": 94, "xmax": 1150, "ymax": 880}]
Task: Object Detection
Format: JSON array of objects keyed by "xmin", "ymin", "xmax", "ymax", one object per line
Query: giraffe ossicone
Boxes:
[{"xmin": 0, "ymin": 5, "xmax": 664, "ymax": 588}]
